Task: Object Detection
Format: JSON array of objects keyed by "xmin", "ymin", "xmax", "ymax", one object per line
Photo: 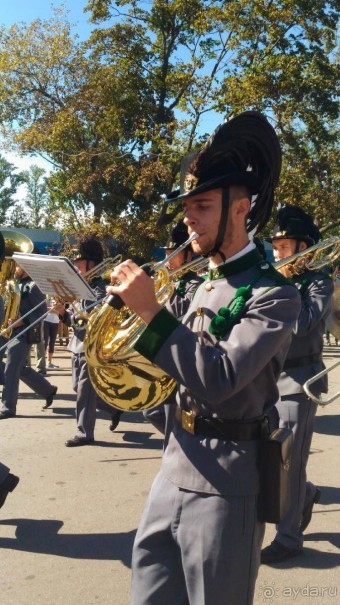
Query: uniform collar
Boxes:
[{"xmin": 208, "ymin": 247, "xmax": 263, "ymax": 280}]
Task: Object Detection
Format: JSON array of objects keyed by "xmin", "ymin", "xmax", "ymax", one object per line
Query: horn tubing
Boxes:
[{"xmin": 107, "ymin": 232, "xmax": 199, "ymax": 311}]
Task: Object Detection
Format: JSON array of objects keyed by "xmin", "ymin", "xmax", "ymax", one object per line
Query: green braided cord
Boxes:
[
  {"xmin": 176, "ymin": 279, "xmax": 186, "ymax": 298},
  {"xmin": 209, "ymin": 284, "xmax": 252, "ymax": 340}
]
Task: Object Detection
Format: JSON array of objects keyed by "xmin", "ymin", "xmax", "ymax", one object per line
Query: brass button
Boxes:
[
  {"xmin": 205, "ymin": 282, "xmax": 213, "ymax": 291},
  {"xmin": 196, "ymin": 307, "xmax": 202, "ymax": 316}
]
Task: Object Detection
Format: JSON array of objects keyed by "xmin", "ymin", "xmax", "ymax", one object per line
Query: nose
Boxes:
[{"xmin": 183, "ymin": 209, "xmax": 197, "ymax": 228}]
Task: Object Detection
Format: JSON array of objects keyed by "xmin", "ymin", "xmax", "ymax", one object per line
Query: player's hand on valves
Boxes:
[{"xmin": 107, "ymin": 260, "xmax": 162, "ymax": 324}]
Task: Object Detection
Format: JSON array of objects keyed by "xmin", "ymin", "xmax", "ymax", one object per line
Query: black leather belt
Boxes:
[
  {"xmin": 175, "ymin": 407, "xmax": 265, "ymax": 440},
  {"xmin": 283, "ymin": 353, "xmax": 322, "ymax": 370}
]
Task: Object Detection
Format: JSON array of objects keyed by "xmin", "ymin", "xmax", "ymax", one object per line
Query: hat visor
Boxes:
[
  {"xmin": 166, "ymin": 172, "xmax": 259, "ymax": 203},
  {"xmin": 265, "ymin": 234, "xmax": 315, "ymax": 246}
]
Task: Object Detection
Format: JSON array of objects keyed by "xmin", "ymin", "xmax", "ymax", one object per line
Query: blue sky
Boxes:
[{"xmin": 1, "ymin": 0, "xmax": 92, "ymax": 38}]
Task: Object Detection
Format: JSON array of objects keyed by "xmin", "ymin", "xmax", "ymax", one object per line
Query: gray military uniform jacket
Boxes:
[
  {"xmin": 17, "ymin": 277, "xmax": 47, "ymax": 333},
  {"xmin": 167, "ymin": 271, "xmax": 203, "ymax": 319},
  {"xmin": 135, "ymin": 249, "xmax": 301, "ymax": 497},
  {"xmin": 144, "ymin": 270, "xmax": 204, "ymax": 439},
  {"xmin": 278, "ymin": 269, "xmax": 333, "ymax": 396}
]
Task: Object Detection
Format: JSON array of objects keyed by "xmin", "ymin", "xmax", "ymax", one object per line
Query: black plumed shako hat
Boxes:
[
  {"xmin": 74, "ymin": 236, "xmax": 104, "ymax": 265},
  {"xmin": 269, "ymin": 204, "xmax": 321, "ymax": 247},
  {"xmin": 166, "ymin": 111, "xmax": 282, "ymax": 234}
]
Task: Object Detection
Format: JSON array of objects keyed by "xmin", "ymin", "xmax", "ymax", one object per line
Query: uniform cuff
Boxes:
[{"xmin": 134, "ymin": 308, "xmax": 180, "ymax": 362}]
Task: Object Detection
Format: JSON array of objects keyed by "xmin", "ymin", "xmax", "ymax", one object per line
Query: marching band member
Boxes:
[
  {"xmin": 107, "ymin": 112, "xmax": 301, "ymax": 605},
  {"xmin": 261, "ymin": 205, "xmax": 334, "ymax": 564},
  {"xmin": 55, "ymin": 236, "xmax": 122, "ymax": 446},
  {"xmin": 0, "ymin": 231, "xmax": 19, "ymax": 508},
  {"xmin": 0, "ymin": 264, "xmax": 57, "ymax": 419}
]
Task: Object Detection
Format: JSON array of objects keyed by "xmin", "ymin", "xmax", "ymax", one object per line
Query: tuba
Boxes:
[
  {"xmin": 84, "ymin": 234, "xmax": 204, "ymax": 412},
  {"xmin": 0, "ymin": 230, "xmax": 34, "ymax": 338}
]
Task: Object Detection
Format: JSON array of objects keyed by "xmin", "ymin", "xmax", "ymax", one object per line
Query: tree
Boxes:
[
  {"xmin": 21, "ymin": 165, "xmax": 50, "ymax": 228},
  {"xmin": 86, "ymin": 0, "xmax": 339, "ymax": 229},
  {"xmin": 0, "ymin": 155, "xmax": 25, "ymax": 224},
  {"xmin": 0, "ymin": 2, "xmax": 338, "ymax": 250}
]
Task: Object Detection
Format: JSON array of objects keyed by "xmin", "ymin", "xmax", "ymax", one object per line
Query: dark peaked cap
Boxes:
[
  {"xmin": 166, "ymin": 111, "xmax": 282, "ymax": 233},
  {"xmin": 269, "ymin": 204, "xmax": 321, "ymax": 246},
  {"xmin": 74, "ymin": 236, "xmax": 104, "ymax": 264}
]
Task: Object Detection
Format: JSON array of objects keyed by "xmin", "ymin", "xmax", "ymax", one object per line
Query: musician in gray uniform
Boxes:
[
  {"xmin": 0, "ymin": 231, "xmax": 20, "ymax": 507},
  {"xmin": 0, "ymin": 264, "xmax": 57, "ymax": 419},
  {"xmin": 143, "ymin": 220, "xmax": 204, "ymax": 442},
  {"xmin": 55, "ymin": 237, "xmax": 122, "ymax": 446},
  {"xmin": 107, "ymin": 112, "xmax": 301, "ymax": 605},
  {"xmin": 261, "ymin": 205, "xmax": 333, "ymax": 564}
]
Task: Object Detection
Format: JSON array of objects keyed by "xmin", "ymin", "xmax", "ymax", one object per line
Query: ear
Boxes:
[
  {"xmin": 298, "ymin": 241, "xmax": 308, "ymax": 252},
  {"xmin": 233, "ymin": 197, "xmax": 251, "ymax": 218}
]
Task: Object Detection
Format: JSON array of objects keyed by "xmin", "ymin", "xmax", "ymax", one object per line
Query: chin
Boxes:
[{"xmin": 192, "ymin": 241, "xmax": 205, "ymax": 255}]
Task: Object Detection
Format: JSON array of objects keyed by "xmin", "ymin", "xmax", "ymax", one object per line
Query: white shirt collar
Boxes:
[{"xmin": 209, "ymin": 240, "xmax": 256, "ymax": 269}]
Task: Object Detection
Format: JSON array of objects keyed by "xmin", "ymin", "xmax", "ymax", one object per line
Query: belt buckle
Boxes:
[{"xmin": 181, "ymin": 409, "xmax": 195, "ymax": 435}]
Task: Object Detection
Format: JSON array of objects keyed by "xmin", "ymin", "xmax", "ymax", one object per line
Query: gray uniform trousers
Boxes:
[
  {"xmin": 275, "ymin": 392, "xmax": 318, "ymax": 550},
  {"xmin": 131, "ymin": 471, "xmax": 265, "ymax": 605},
  {"xmin": 71, "ymin": 351, "xmax": 120, "ymax": 440},
  {"xmin": 0, "ymin": 331, "xmax": 56, "ymax": 416}
]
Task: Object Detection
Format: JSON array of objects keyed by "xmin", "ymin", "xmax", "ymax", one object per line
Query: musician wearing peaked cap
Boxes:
[
  {"xmin": 0, "ymin": 263, "xmax": 57, "ymax": 419},
  {"xmin": 143, "ymin": 220, "xmax": 204, "ymax": 443},
  {"xmin": 54, "ymin": 236, "xmax": 122, "ymax": 446},
  {"xmin": 261, "ymin": 204, "xmax": 334, "ymax": 564},
  {"xmin": 107, "ymin": 111, "xmax": 302, "ymax": 605},
  {"xmin": 0, "ymin": 231, "xmax": 20, "ymax": 508}
]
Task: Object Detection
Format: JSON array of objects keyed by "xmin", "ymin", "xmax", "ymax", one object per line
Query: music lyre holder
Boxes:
[{"xmin": 0, "ymin": 254, "xmax": 97, "ymax": 352}]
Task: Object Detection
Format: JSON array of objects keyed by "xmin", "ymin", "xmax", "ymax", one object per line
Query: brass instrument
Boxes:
[
  {"xmin": 273, "ymin": 236, "xmax": 340, "ymax": 275},
  {"xmin": 274, "ymin": 237, "xmax": 340, "ymax": 405},
  {"xmin": 61, "ymin": 254, "xmax": 123, "ymax": 326},
  {"xmin": 325, "ymin": 272, "xmax": 340, "ymax": 340},
  {"xmin": 0, "ymin": 230, "xmax": 34, "ymax": 338},
  {"xmin": 82, "ymin": 255, "xmax": 123, "ymax": 283},
  {"xmin": 303, "ymin": 361, "xmax": 340, "ymax": 406},
  {"xmin": 84, "ymin": 233, "xmax": 200, "ymax": 411}
]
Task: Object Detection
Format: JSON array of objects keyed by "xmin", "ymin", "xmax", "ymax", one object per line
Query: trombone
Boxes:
[
  {"xmin": 303, "ymin": 361, "xmax": 340, "ymax": 406},
  {"xmin": 273, "ymin": 236, "xmax": 340, "ymax": 275}
]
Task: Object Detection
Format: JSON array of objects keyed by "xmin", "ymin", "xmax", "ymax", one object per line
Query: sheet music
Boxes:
[{"xmin": 12, "ymin": 253, "xmax": 96, "ymax": 301}]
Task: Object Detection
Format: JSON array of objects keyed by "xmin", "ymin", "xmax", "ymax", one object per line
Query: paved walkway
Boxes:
[{"xmin": 1, "ymin": 342, "xmax": 339, "ymax": 605}]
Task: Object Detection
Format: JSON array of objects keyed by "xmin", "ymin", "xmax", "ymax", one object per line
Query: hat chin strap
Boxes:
[{"xmin": 204, "ymin": 188, "xmax": 229, "ymax": 262}]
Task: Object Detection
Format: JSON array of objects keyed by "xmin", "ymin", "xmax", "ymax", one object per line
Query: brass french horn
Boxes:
[{"xmin": 84, "ymin": 233, "xmax": 201, "ymax": 412}]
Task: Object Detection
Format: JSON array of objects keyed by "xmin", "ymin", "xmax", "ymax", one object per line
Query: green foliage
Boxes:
[
  {"xmin": 0, "ymin": 155, "xmax": 25, "ymax": 224},
  {"xmin": 0, "ymin": 1, "xmax": 338, "ymax": 255}
]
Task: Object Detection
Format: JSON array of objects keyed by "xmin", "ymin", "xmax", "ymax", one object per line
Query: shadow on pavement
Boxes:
[
  {"xmin": 0, "ymin": 518, "xmax": 135, "ymax": 565},
  {"xmin": 261, "ymin": 545, "xmax": 340, "ymax": 569},
  {"xmin": 95, "ymin": 430, "xmax": 163, "ymax": 450},
  {"xmin": 315, "ymin": 485, "xmax": 340, "ymax": 505},
  {"xmin": 313, "ymin": 414, "xmax": 340, "ymax": 436}
]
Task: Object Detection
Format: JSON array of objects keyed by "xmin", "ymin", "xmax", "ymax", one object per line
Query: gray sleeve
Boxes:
[{"xmin": 294, "ymin": 275, "xmax": 333, "ymax": 336}]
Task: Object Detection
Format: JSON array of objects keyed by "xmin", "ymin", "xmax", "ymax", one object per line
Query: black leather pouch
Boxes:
[{"xmin": 258, "ymin": 427, "xmax": 293, "ymax": 523}]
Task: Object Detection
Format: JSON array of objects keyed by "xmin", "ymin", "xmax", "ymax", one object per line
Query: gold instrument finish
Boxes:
[
  {"xmin": 85, "ymin": 266, "xmax": 176, "ymax": 411},
  {"xmin": 274, "ymin": 236, "xmax": 340, "ymax": 276},
  {"xmin": 0, "ymin": 230, "xmax": 34, "ymax": 338},
  {"xmin": 84, "ymin": 236, "xmax": 203, "ymax": 412}
]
